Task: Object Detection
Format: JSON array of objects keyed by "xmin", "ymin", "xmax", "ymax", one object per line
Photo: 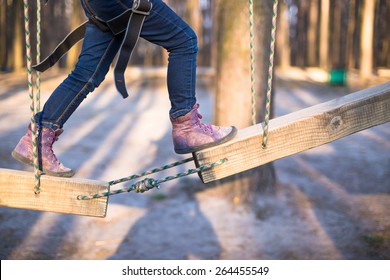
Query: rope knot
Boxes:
[{"xmin": 134, "ymin": 178, "xmax": 159, "ymax": 193}]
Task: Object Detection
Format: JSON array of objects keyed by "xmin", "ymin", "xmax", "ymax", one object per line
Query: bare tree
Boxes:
[
  {"xmin": 308, "ymin": 0, "xmax": 319, "ymax": 66},
  {"xmin": 41, "ymin": 0, "xmax": 70, "ymax": 68},
  {"xmin": 296, "ymin": 0, "xmax": 309, "ymax": 67},
  {"xmin": 212, "ymin": 0, "xmax": 276, "ymax": 206},
  {"xmin": 359, "ymin": 0, "xmax": 375, "ymax": 78},
  {"xmin": 12, "ymin": 1, "xmax": 24, "ymax": 71},
  {"xmin": 0, "ymin": 0, "xmax": 7, "ymax": 70},
  {"xmin": 320, "ymin": 0, "xmax": 330, "ymax": 69},
  {"xmin": 346, "ymin": 0, "xmax": 357, "ymax": 70},
  {"xmin": 66, "ymin": 0, "xmax": 85, "ymax": 69},
  {"xmin": 276, "ymin": 0, "xmax": 291, "ymax": 69},
  {"xmin": 374, "ymin": 0, "xmax": 390, "ymax": 69},
  {"xmin": 184, "ymin": 0, "xmax": 203, "ymax": 47}
]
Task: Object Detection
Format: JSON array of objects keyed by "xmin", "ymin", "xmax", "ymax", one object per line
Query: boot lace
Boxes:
[
  {"xmin": 43, "ymin": 129, "xmax": 63, "ymax": 166},
  {"xmin": 193, "ymin": 104, "xmax": 213, "ymax": 133}
]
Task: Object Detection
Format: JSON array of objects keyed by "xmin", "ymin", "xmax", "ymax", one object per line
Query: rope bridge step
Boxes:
[
  {"xmin": 0, "ymin": 168, "xmax": 109, "ymax": 217},
  {"xmin": 194, "ymin": 82, "xmax": 390, "ymax": 183}
]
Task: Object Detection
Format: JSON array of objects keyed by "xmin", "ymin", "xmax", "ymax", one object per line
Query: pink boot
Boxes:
[
  {"xmin": 11, "ymin": 125, "xmax": 75, "ymax": 177},
  {"xmin": 171, "ymin": 104, "xmax": 237, "ymax": 154}
]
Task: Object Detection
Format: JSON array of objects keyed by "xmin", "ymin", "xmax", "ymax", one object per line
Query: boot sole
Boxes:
[
  {"xmin": 11, "ymin": 150, "xmax": 76, "ymax": 178},
  {"xmin": 174, "ymin": 126, "xmax": 238, "ymax": 154}
]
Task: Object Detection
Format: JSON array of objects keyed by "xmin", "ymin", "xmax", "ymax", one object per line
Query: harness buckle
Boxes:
[
  {"xmin": 132, "ymin": 0, "xmax": 153, "ymax": 16},
  {"xmin": 89, "ymin": 15, "xmax": 110, "ymax": 32}
]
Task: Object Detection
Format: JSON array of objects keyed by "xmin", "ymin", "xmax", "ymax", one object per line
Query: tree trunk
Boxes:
[
  {"xmin": 330, "ymin": 0, "xmax": 342, "ymax": 68},
  {"xmin": 0, "ymin": 0, "xmax": 6, "ymax": 70},
  {"xmin": 374, "ymin": 0, "xmax": 390, "ymax": 68},
  {"xmin": 296, "ymin": 0, "xmax": 309, "ymax": 67},
  {"xmin": 185, "ymin": 0, "xmax": 203, "ymax": 48},
  {"xmin": 347, "ymin": 0, "xmax": 357, "ymax": 70},
  {"xmin": 12, "ymin": 1, "xmax": 24, "ymax": 71},
  {"xmin": 41, "ymin": 0, "xmax": 69, "ymax": 68},
  {"xmin": 359, "ymin": 0, "xmax": 375, "ymax": 78},
  {"xmin": 339, "ymin": 0, "xmax": 349, "ymax": 68},
  {"xmin": 319, "ymin": 0, "xmax": 330, "ymax": 69},
  {"xmin": 385, "ymin": 0, "xmax": 390, "ymax": 67},
  {"xmin": 276, "ymin": 0, "xmax": 291, "ymax": 69},
  {"xmin": 2, "ymin": 0, "xmax": 10, "ymax": 70},
  {"xmin": 329, "ymin": 0, "xmax": 349, "ymax": 69},
  {"xmin": 66, "ymin": 0, "xmax": 84, "ymax": 69},
  {"xmin": 308, "ymin": 0, "xmax": 319, "ymax": 66},
  {"xmin": 212, "ymin": 0, "xmax": 276, "ymax": 207}
]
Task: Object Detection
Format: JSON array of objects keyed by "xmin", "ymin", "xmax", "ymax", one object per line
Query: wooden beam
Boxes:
[
  {"xmin": 194, "ymin": 82, "xmax": 390, "ymax": 183},
  {"xmin": 0, "ymin": 168, "xmax": 109, "ymax": 217}
]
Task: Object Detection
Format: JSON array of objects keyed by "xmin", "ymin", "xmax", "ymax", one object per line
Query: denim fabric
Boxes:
[{"xmin": 36, "ymin": 0, "xmax": 198, "ymax": 129}]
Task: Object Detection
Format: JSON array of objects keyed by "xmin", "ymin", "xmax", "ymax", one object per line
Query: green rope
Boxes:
[
  {"xmin": 77, "ymin": 158, "xmax": 227, "ymax": 200},
  {"xmin": 108, "ymin": 157, "xmax": 194, "ymax": 186},
  {"xmin": 262, "ymin": 0, "xmax": 278, "ymax": 149},
  {"xmin": 35, "ymin": 0, "xmax": 41, "ymax": 113},
  {"xmin": 249, "ymin": 0, "xmax": 256, "ymax": 125},
  {"xmin": 249, "ymin": 0, "xmax": 278, "ymax": 148},
  {"xmin": 24, "ymin": 0, "xmax": 41, "ymax": 194}
]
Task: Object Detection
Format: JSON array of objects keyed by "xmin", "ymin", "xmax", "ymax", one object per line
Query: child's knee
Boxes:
[
  {"xmin": 69, "ymin": 64, "xmax": 106, "ymax": 90},
  {"xmin": 186, "ymin": 30, "xmax": 199, "ymax": 54},
  {"xmin": 169, "ymin": 26, "xmax": 199, "ymax": 55}
]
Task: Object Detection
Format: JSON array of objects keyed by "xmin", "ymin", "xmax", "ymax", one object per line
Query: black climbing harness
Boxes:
[{"xmin": 34, "ymin": 0, "xmax": 153, "ymax": 99}]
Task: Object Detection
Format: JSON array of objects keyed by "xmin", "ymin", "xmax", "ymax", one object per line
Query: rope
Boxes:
[
  {"xmin": 107, "ymin": 157, "xmax": 194, "ymax": 186},
  {"xmin": 248, "ymin": 0, "xmax": 278, "ymax": 147},
  {"xmin": 262, "ymin": 0, "xmax": 278, "ymax": 148},
  {"xmin": 77, "ymin": 158, "xmax": 227, "ymax": 200},
  {"xmin": 24, "ymin": 0, "xmax": 41, "ymax": 194},
  {"xmin": 35, "ymin": 0, "xmax": 41, "ymax": 113},
  {"xmin": 249, "ymin": 0, "xmax": 256, "ymax": 125}
]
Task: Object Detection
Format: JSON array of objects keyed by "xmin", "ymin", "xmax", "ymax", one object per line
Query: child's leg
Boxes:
[
  {"xmin": 140, "ymin": 0, "xmax": 236, "ymax": 153},
  {"xmin": 140, "ymin": 0, "xmax": 198, "ymax": 118},
  {"xmin": 36, "ymin": 22, "xmax": 123, "ymax": 130},
  {"xmin": 13, "ymin": 1, "xmax": 127, "ymax": 176}
]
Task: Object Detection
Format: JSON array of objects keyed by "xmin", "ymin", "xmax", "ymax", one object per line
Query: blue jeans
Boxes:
[{"xmin": 36, "ymin": 0, "xmax": 198, "ymax": 129}]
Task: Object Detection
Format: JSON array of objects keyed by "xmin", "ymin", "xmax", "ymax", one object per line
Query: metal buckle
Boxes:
[{"xmin": 132, "ymin": 0, "xmax": 152, "ymax": 16}]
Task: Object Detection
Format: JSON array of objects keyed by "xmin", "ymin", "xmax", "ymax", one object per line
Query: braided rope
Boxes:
[
  {"xmin": 77, "ymin": 158, "xmax": 227, "ymax": 200},
  {"xmin": 108, "ymin": 157, "xmax": 194, "ymax": 186},
  {"xmin": 24, "ymin": 0, "xmax": 41, "ymax": 194},
  {"xmin": 35, "ymin": 0, "xmax": 41, "ymax": 113},
  {"xmin": 262, "ymin": 0, "xmax": 278, "ymax": 148},
  {"xmin": 249, "ymin": 0, "xmax": 256, "ymax": 125}
]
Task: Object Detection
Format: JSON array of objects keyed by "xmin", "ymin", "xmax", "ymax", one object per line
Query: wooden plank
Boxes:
[
  {"xmin": 194, "ymin": 82, "xmax": 390, "ymax": 183},
  {"xmin": 0, "ymin": 168, "xmax": 109, "ymax": 217}
]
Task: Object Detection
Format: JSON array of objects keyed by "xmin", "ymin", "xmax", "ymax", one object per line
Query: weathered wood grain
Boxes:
[
  {"xmin": 194, "ymin": 82, "xmax": 390, "ymax": 183},
  {"xmin": 0, "ymin": 168, "xmax": 109, "ymax": 217}
]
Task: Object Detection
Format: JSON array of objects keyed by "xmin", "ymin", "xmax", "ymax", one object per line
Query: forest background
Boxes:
[
  {"xmin": 0, "ymin": 0, "xmax": 389, "ymax": 260},
  {"xmin": 1, "ymin": 0, "xmax": 389, "ymax": 77}
]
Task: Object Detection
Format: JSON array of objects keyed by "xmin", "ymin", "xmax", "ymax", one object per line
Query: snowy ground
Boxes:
[{"xmin": 0, "ymin": 68, "xmax": 389, "ymax": 259}]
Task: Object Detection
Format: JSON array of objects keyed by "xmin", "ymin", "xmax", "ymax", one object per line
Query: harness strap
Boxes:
[
  {"xmin": 107, "ymin": 9, "xmax": 133, "ymax": 35},
  {"xmin": 114, "ymin": 0, "xmax": 152, "ymax": 98},
  {"xmin": 33, "ymin": 0, "xmax": 152, "ymax": 99},
  {"xmin": 33, "ymin": 21, "xmax": 88, "ymax": 72}
]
